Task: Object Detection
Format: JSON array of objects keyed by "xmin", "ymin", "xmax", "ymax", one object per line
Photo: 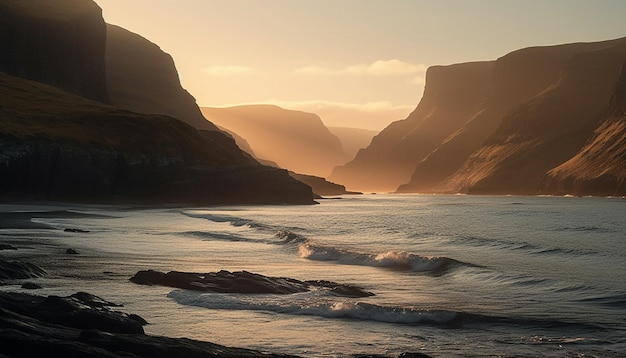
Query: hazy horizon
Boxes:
[{"xmin": 95, "ymin": 0, "xmax": 626, "ymax": 130}]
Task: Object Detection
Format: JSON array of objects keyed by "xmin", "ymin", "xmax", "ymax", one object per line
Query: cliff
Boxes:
[
  {"xmin": 0, "ymin": 72, "xmax": 313, "ymax": 204},
  {"xmin": 544, "ymin": 63, "xmax": 626, "ymax": 195},
  {"xmin": 105, "ymin": 24, "xmax": 217, "ymax": 131},
  {"xmin": 0, "ymin": 0, "xmax": 109, "ymax": 102},
  {"xmin": 0, "ymin": 0, "xmax": 314, "ymax": 205},
  {"xmin": 333, "ymin": 37, "xmax": 626, "ymax": 196},
  {"xmin": 330, "ymin": 61, "xmax": 495, "ymax": 192},
  {"xmin": 432, "ymin": 38, "xmax": 626, "ymax": 195},
  {"xmin": 201, "ymin": 105, "xmax": 350, "ymax": 177}
]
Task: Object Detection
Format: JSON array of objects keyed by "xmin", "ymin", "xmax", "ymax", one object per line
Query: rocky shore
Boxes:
[{"xmin": 0, "ymin": 208, "xmax": 432, "ymax": 357}]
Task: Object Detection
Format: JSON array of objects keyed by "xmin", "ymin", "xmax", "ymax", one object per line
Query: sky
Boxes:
[{"xmin": 94, "ymin": 0, "xmax": 626, "ymax": 130}]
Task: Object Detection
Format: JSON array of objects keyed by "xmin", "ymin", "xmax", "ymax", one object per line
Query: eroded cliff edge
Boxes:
[
  {"xmin": 331, "ymin": 38, "xmax": 626, "ymax": 196},
  {"xmin": 0, "ymin": 0, "xmax": 314, "ymax": 205}
]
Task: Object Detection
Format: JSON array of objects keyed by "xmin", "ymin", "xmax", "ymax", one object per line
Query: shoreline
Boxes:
[{"xmin": 0, "ymin": 207, "xmax": 432, "ymax": 358}]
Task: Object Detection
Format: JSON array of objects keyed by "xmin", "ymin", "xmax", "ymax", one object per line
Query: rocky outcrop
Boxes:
[
  {"xmin": 289, "ymin": 172, "xmax": 361, "ymax": 197},
  {"xmin": 0, "ymin": 72, "xmax": 314, "ymax": 205},
  {"xmin": 0, "ymin": 259, "xmax": 46, "ymax": 280},
  {"xmin": 331, "ymin": 37, "xmax": 626, "ymax": 196},
  {"xmin": 202, "ymin": 105, "xmax": 350, "ymax": 177},
  {"xmin": 130, "ymin": 269, "xmax": 374, "ymax": 298},
  {"xmin": 0, "ymin": 291, "xmax": 299, "ymax": 358},
  {"xmin": 105, "ymin": 24, "xmax": 217, "ymax": 131},
  {"xmin": 0, "ymin": 0, "xmax": 109, "ymax": 102}
]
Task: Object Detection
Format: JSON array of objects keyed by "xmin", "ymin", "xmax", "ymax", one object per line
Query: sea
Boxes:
[{"xmin": 1, "ymin": 194, "xmax": 625, "ymax": 357}]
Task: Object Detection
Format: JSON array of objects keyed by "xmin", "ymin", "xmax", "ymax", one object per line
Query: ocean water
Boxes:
[{"xmin": 1, "ymin": 194, "xmax": 625, "ymax": 357}]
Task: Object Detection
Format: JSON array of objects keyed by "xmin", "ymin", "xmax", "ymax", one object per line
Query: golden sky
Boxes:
[{"xmin": 95, "ymin": 0, "xmax": 626, "ymax": 130}]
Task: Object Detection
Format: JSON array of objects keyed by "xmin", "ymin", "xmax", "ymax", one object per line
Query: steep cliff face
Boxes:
[
  {"xmin": 544, "ymin": 63, "xmax": 626, "ymax": 196},
  {"xmin": 434, "ymin": 38, "xmax": 626, "ymax": 195},
  {"xmin": 335, "ymin": 37, "xmax": 626, "ymax": 195},
  {"xmin": 201, "ymin": 105, "xmax": 349, "ymax": 177},
  {"xmin": 105, "ymin": 24, "xmax": 217, "ymax": 131},
  {"xmin": 0, "ymin": 0, "xmax": 109, "ymax": 102},
  {"xmin": 330, "ymin": 61, "xmax": 494, "ymax": 192},
  {"xmin": 0, "ymin": 72, "xmax": 314, "ymax": 204},
  {"xmin": 0, "ymin": 0, "xmax": 314, "ymax": 204}
]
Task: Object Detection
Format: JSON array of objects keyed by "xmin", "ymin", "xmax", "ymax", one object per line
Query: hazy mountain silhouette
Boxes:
[
  {"xmin": 332, "ymin": 37, "xmax": 626, "ymax": 196},
  {"xmin": 203, "ymin": 107, "xmax": 357, "ymax": 196},
  {"xmin": 330, "ymin": 61, "xmax": 495, "ymax": 192},
  {"xmin": 105, "ymin": 24, "xmax": 217, "ymax": 131},
  {"xmin": 201, "ymin": 105, "xmax": 350, "ymax": 177},
  {"xmin": 327, "ymin": 127, "xmax": 378, "ymax": 158},
  {"xmin": 0, "ymin": 0, "xmax": 314, "ymax": 204}
]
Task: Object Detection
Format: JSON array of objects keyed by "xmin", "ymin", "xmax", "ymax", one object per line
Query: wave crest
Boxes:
[
  {"xmin": 298, "ymin": 243, "xmax": 466, "ymax": 274},
  {"xmin": 168, "ymin": 289, "xmax": 459, "ymax": 325}
]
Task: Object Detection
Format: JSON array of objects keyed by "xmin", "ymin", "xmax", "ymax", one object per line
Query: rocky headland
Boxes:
[
  {"xmin": 0, "ymin": 0, "xmax": 314, "ymax": 205},
  {"xmin": 330, "ymin": 38, "xmax": 626, "ymax": 196}
]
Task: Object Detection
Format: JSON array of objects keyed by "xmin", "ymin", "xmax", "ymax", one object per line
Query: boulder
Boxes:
[
  {"xmin": 0, "ymin": 259, "xmax": 46, "ymax": 280},
  {"xmin": 130, "ymin": 269, "xmax": 374, "ymax": 298},
  {"xmin": 0, "ymin": 291, "xmax": 300, "ymax": 358},
  {"xmin": 20, "ymin": 282, "xmax": 42, "ymax": 290}
]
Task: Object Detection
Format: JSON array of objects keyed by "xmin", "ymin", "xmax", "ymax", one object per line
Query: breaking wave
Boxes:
[
  {"xmin": 168, "ymin": 289, "xmax": 606, "ymax": 331},
  {"xmin": 298, "ymin": 243, "xmax": 470, "ymax": 274},
  {"xmin": 168, "ymin": 289, "xmax": 461, "ymax": 326}
]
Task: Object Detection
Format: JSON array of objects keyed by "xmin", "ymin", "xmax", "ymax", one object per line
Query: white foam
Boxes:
[
  {"xmin": 168, "ymin": 289, "xmax": 458, "ymax": 325},
  {"xmin": 298, "ymin": 243, "xmax": 460, "ymax": 273}
]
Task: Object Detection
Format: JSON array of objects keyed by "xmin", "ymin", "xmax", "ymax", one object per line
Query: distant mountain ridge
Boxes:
[
  {"xmin": 201, "ymin": 105, "xmax": 350, "ymax": 177},
  {"xmin": 327, "ymin": 127, "xmax": 378, "ymax": 158},
  {"xmin": 0, "ymin": 0, "xmax": 314, "ymax": 204},
  {"xmin": 331, "ymin": 38, "xmax": 626, "ymax": 196}
]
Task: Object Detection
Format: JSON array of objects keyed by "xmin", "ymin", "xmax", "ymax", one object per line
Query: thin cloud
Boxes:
[
  {"xmin": 294, "ymin": 60, "xmax": 427, "ymax": 77},
  {"xmin": 345, "ymin": 60, "xmax": 427, "ymax": 76},
  {"xmin": 202, "ymin": 65, "xmax": 256, "ymax": 76}
]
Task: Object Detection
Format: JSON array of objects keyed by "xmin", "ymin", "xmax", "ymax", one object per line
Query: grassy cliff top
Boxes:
[{"xmin": 0, "ymin": 71, "xmax": 254, "ymax": 167}]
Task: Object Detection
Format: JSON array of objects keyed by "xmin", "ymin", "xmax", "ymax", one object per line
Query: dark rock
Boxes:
[
  {"xmin": 0, "ymin": 258, "xmax": 47, "ymax": 280},
  {"xmin": 66, "ymin": 248, "xmax": 80, "ymax": 255},
  {"xmin": 0, "ymin": 244, "xmax": 17, "ymax": 250},
  {"xmin": 0, "ymin": 291, "xmax": 144, "ymax": 334},
  {"xmin": 64, "ymin": 228, "xmax": 90, "ymax": 233},
  {"xmin": 130, "ymin": 269, "xmax": 374, "ymax": 297},
  {"xmin": 0, "ymin": 291, "xmax": 300, "ymax": 358},
  {"xmin": 398, "ymin": 353, "xmax": 434, "ymax": 358},
  {"xmin": 21, "ymin": 282, "xmax": 42, "ymax": 290},
  {"xmin": 305, "ymin": 280, "xmax": 374, "ymax": 298}
]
